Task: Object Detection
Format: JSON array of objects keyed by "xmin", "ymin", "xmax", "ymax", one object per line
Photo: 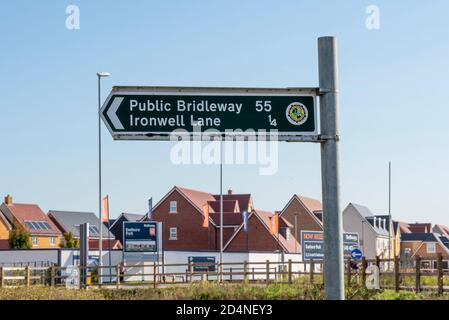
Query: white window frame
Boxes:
[
  {"xmin": 169, "ymin": 201, "xmax": 177, "ymax": 213},
  {"xmin": 426, "ymin": 242, "xmax": 436, "ymax": 254},
  {"xmin": 50, "ymin": 237, "xmax": 56, "ymax": 246},
  {"xmin": 32, "ymin": 237, "xmax": 38, "ymax": 246},
  {"xmin": 169, "ymin": 227, "xmax": 177, "ymax": 240},
  {"xmin": 286, "ymin": 228, "xmax": 291, "ymax": 241}
]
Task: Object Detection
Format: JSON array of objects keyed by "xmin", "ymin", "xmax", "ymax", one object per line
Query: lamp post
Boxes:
[{"xmin": 97, "ymin": 71, "xmax": 111, "ymax": 285}]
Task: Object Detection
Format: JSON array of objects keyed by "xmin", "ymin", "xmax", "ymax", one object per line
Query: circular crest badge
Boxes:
[{"xmin": 286, "ymin": 102, "xmax": 308, "ymax": 125}]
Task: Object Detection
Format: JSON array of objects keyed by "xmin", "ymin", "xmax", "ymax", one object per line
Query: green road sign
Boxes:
[{"xmin": 100, "ymin": 86, "xmax": 319, "ymax": 141}]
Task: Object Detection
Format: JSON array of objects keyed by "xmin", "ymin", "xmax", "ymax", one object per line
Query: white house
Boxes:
[{"xmin": 343, "ymin": 203, "xmax": 390, "ymax": 260}]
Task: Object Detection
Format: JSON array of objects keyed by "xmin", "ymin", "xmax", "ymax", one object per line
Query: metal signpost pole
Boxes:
[
  {"xmin": 97, "ymin": 71, "xmax": 111, "ymax": 286},
  {"xmin": 219, "ymin": 139, "xmax": 223, "ymax": 282},
  {"xmin": 318, "ymin": 36, "xmax": 344, "ymax": 300}
]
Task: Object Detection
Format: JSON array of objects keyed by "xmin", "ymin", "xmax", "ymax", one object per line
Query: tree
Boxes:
[
  {"xmin": 9, "ymin": 228, "xmax": 32, "ymax": 249},
  {"xmin": 61, "ymin": 232, "xmax": 79, "ymax": 248}
]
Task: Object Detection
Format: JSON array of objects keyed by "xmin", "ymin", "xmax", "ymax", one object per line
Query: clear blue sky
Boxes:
[{"xmin": 1, "ymin": 1, "xmax": 448, "ymax": 224}]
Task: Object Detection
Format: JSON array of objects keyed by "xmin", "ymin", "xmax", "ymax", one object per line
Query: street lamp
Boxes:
[{"xmin": 97, "ymin": 71, "xmax": 111, "ymax": 285}]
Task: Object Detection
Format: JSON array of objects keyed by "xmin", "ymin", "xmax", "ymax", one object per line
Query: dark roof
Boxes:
[
  {"xmin": 48, "ymin": 210, "xmax": 113, "ymax": 239},
  {"xmin": 439, "ymin": 236, "xmax": 449, "ymax": 250},
  {"xmin": 401, "ymin": 233, "xmax": 438, "ymax": 242},
  {"xmin": 123, "ymin": 213, "xmax": 144, "ymax": 221}
]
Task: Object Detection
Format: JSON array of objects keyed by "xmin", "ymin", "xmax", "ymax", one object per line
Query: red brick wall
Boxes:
[
  {"xmin": 280, "ymin": 197, "xmax": 322, "ymax": 243},
  {"xmin": 0, "ymin": 239, "xmax": 10, "ymax": 249},
  {"xmin": 151, "ymin": 189, "xmax": 218, "ymax": 251},
  {"xmin": 225, "ymin": 214, "xmax": 280, "ymax": 252}
]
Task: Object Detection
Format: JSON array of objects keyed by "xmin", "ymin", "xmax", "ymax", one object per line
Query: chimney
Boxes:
[
  {"xmin": 4, "ymin": 195, "xmax": 12, "ymax": 205},
  {"xmin": 227, "ymin": 188, "xmax": 233, "ymax": 195}
]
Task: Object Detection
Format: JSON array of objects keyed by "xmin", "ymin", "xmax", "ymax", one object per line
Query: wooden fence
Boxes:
[{"xmin": 0, "ymin": 254, "xmax": 448, "ymax": 294}]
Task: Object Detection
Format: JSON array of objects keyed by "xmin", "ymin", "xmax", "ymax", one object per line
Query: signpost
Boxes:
[
  {"xmin": 351, "ymin": 248, "xmax": 363, "ymax": 261},
  {"xmin": 100, "ymin": 87, "xmax": 318, "ymax": 141},
  {"xmin": 301, "ymin": 231, "xmax": 360, "ymax": 261},
  {"xmin": 101, "ymin": 37, "xmax": 344, "ymax": 299},
  {"xmin": 123, "ymin": 221, "xmax": 161, "ymax": 262},
  {"xmin": 188, "ymin": 256, "xmax": 216, "ymax": 272}
]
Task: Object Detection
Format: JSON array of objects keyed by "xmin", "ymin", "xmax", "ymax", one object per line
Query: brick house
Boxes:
[
  {"xmin": 224, "ymin": 209, "xmax": 299, "ymax": 253},
  {"xmin": 0, "ymin": 209, "xmax": 12, "ymax": 249},
  {"xmin": 149, "ymin": 186, "xmax": 253, "ymax": 251},
  {"xmin": 400, "ymin": 233, "xmax": 449, "ymax": 270},
  {"xmin": 0, "ymin": 195, "xmax": 63, "ymax": 248},
  {"xmin": 278, "ymin": 195, "xmax": 323, "ymax": 253}
]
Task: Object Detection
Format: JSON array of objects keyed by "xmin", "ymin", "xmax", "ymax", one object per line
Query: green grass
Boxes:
[{"xmin": 1, "ymin": 282, "xmax": 448, "ymax": 300}]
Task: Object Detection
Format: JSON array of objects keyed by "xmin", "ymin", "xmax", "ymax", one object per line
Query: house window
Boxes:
[
  {"xmin": 32, "ymin": 237, "xmax": 38, "ymax": 246},
  {"xmin": 169, "ymin": 201, "xmax": 177, "ymax": 213},
  {"xmin": 169, "ymin": 227, "xmax": 177, "ymax": 240},
  {"xmin": 50, "ymin": 237, "xmax": 56, "ymax": 246},
  {"xmin": 427, "ymin": 242, "xmax": 436, "ymax": 253}
]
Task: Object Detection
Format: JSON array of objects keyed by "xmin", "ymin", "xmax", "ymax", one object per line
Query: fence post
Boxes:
[
  {"xmin": 0, "ymin": 266, "xmax": 3, "ymax": 288},
  {"xmin": 153, "ymin": 262, "xmax": 157, "ymax": 289},
  {"xmin": 346, "ymin": 258, "xmax": 351, "ymax": 287},
  {"xmin": 50, "ymin": 266, "xmax": 55, "ymax": 287},
  {"xmin": 437, "ymin": 253, "xmax": 443, "ymax": 295},
  {"xmin": 361, "ymin": 256, "xmax": 367, "ymax": 287},
  {"xmin": 243, "ymin": 261, "xmax": 248, "ymax": 283},
  {"xmin": 189, "ymin": 261, "xmax": 193, "ymax": 283},
  {"xmin": 265, "ymin": 260, "xmax": 270, "ymax": 285},
  {"xmin": 310, "ymin": 260, "xmax": 314, "ymax": 284},
  {"xmin": 116, "ymin": 265, "xmax": 120, "ymax": 289},
  {"xmin": 415, "ymin": 255, "xmax": 421, "ymax": 293},
  {"xmin": 25, "ymin": 266, "xmax": 30, "ymax": 287},
  {"xmin": 375, "ymin": 255, "xmax": 380, "ymax": 268},
  {"xmin": 252, "ymin": 267, "xmax": 255, "ymax": 281},
  {"xmin": 394, "ymin": 256, "xmax": 400, "ymax": 292},
  {"xmin": 288, "ymin": 259, "xmax": 292, "ymax": 284},
  {"xmin": 230, "ymin": 267, "xmax": 233, "ymax": 282}
]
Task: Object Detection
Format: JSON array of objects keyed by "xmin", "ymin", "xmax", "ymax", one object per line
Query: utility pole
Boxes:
[
  {"xmin": 388, "ymin": 161, "xmax": 392, "ymax": 265},
  {"xmin": 318, "ymin": 37, "xmax": 344, "ymax": 300}
]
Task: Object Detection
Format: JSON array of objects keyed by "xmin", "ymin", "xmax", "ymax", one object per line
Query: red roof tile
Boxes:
[
  {"xmin": 213, "ymin": 194, "xmax": 252, "ymax": 212},
  {"xmin": 2, "ymin": 203, "xmax": 62, "ymax": 236},
  {"xmin": 296, "ymin": 195, "xmax": 322, "ymax": 213}
]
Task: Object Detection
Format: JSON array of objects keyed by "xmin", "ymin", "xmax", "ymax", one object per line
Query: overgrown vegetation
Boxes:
[
  {"xmin": 61, "ymin": 232, "xmax": 79, "ymax": 248},
  {"xmin": 1, "ymin": 282, "xmax": 449, "ymax": 300},
  {"xmin": 9, "ymin": 228, "xmax": 32, "ymax": 249}
]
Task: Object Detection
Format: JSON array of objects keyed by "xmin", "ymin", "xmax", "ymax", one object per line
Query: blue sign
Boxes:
[
  {"xmin": 123, "ymin": 221, "xmax": 158, "ymax": 253},
  {"xmin": 351, "ymin": 249, "xmax": 363, "ymax": 260},
  {"xmin": 188, "ymin": 256, "xmax": 216, "ymax": 272},
  {"xmin": 301, "ymin": 231, "xmax": 360, "ymax": 261}
]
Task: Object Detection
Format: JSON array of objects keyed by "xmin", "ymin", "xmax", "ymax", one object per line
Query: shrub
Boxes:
[
  {"xmin": 9, "ymin": 229, "xmax": 32, "ymax": 249},
  {"xmin": 61, "ymin": 232, "xmax": 79, "ymax": 248}
]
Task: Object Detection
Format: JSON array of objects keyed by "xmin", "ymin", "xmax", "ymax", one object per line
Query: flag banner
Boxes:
[
  {"xmin": 242, "ymin": 211, "xmax": 248, "ymax": 232},
  {"xmin": 202, "ymin": 204, "xmax": 209, "ymax": 228},
  {"xmin": 102, "ymin": 195, "xmax": 109, "ymax": 223},
  {"xmin": 271, "ymin": 213, "xmax": 279, "ymax": 235},
  {"xmin": 147, "ymin": 197, "xmax": 153, "ymax": 220}
]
